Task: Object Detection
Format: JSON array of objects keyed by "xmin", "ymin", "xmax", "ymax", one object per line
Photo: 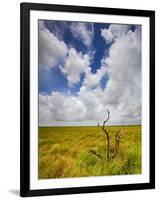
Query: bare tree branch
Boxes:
[
  {"xmin": 111, "ymin": 130, "xmax": 121, "ymax": 159},
  {"xmin": 103, "ymin": 109, "xmax": 110, "ymax": 129},
  {"xmin": 90, "ymin": 149, "xmax": 103, "ymax": 159}
]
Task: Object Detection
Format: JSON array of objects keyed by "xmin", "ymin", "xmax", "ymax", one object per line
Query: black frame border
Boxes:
[{"xmin": 20, "ymin": 2, "xmax": 155, "ymax": 197}]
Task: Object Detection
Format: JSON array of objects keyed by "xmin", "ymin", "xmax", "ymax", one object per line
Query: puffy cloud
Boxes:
[
  {"xmin": 78, "ymin": 86, "xmax": 106, "ymax": 120},
  {"xmin": 38, "ymin": 20, "xmax": 68, "ymax": 70},
  {"xmin": 70, "ymin": 22, "xmax": 94, "ymax": 46},
  {"xmin": 101, "ymin": 28, "xmax": 114, "ymax": 44},
  {"xmin": 101, "ymin": 24, "xmax": 130, "ymax": 44},
  {"xmin": 101, "ymin": 26, "xmax": 141, "ymax": 124},
  {"xmin": 39, "ymin": 89, "xmax": 107, "ymax": 126},
  {"xmin": 60, "ymin": 48, "xmax": 90, "ymax": 86},
  {"xmin": 39, "ymin": 92, "xmax": 87, "ymax": 125},
  {"xmin": 82, "ymin": 66, "xmax": 107, "ymax": 89},
  {"xmin": 38, "ymin": 21, "xmax": 92, "ymax": 87}
]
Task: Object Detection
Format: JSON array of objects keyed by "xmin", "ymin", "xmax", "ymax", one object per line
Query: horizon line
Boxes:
[{"xmin": 39, "ymin": 124, "xmax": 142, "ymax": 127}]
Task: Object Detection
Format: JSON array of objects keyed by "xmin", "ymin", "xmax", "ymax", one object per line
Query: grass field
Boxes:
[{"xmin": 38, "ymin": 126, "xmax": 141, "ymax": 179}]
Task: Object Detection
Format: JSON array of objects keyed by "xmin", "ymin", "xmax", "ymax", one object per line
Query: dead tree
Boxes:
[
  {"xmin": 97, "ymin": 109, "xmax": 122, "ymax": 161},
  {"xmin": 90, "ymin": 109, "xmax": 122, "ymax": 162},
  {"xmin": 97, "ymin": 109, "xmax": 110, "ymax": 161}
]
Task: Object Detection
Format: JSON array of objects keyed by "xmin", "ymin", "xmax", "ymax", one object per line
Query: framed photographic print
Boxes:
[{"xmin": 20, "ymin": 2, "xmax": 155, "ymax": 197}]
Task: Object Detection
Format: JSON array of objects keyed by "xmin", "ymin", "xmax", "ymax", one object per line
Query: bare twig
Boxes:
[
  {"xmin": 103, "ymin": 109, "xmax": 110, "ymax": 129},
  {"xmin": 90, "ymin": 149, "xmax": 103, "ymax": 159}
]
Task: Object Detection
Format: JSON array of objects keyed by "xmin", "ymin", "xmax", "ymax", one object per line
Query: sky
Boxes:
[{"xmin": 38, "ymin": 20, "xmax": 141, "ymax": 126}]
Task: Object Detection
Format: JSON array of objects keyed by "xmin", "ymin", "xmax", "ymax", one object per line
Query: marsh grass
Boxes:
[{"xmin": 38, "ymin": 126, "xmax": 141, "ymax": 179}]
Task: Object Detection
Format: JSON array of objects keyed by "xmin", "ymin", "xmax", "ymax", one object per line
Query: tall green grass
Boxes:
[{"xmin": 38, "ymin": 126, "xmax": 141, "ymax": 179}]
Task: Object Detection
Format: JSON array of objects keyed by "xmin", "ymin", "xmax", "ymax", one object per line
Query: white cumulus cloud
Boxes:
[
  {"xmin": 60, "ymin": 48, "xmax": 90, "ymax": 86},
  {"xmin": 101, "ymin": 25, "xmax": 141, "ymax": 124},
  {"xmin": 70, "ymin": 22, "xmax": 94, "ymax": 47},
  {"xmin": 83, "ymin": 66, "xmax": 108, "ymax": 89},
  {"xmin": 38, "ymin": 21, "xmax": 68, "ymax": 70},
  {"xmin": 101, "ymin": 24, "xmax": 130, "ymax": 44},
  {"xmin": 39, "ymin": 92, "xmax": 87, "ymax": 125}
]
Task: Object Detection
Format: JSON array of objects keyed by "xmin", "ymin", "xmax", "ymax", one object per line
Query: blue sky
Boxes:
[{"xmin": 38, "ymin": 20, "xmax": 141, "ymax": 126}]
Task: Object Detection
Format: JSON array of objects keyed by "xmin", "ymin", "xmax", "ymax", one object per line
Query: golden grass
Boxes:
[{"xmin": 38, "ymin": 126, "xmax": 141, "ymax": 179}]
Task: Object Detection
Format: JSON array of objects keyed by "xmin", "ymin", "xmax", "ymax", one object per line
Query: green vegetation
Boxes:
[{"xmin": 38, "ymin": 126, "xmax": 141, "ymax": 179}]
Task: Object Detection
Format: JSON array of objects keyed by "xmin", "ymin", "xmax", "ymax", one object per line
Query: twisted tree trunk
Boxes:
[{"xmin": 98, "ymin": 109, "xmax": 110, "ymax": 161}]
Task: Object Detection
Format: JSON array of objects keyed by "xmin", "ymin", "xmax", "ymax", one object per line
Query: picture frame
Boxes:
[{"xmin": 20, "ymin": 2, "xmax": 155, "ymax": 197}]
